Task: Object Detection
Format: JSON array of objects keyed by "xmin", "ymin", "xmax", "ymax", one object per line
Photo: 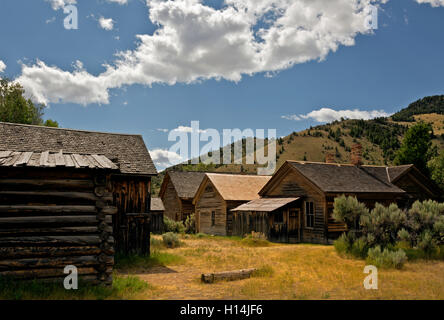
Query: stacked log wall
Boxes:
[{"xmin": 0, "ymin": 168, "xmax": 116, "ymax": 285}]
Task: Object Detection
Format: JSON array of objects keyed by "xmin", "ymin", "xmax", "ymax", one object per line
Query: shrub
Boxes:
[
  {"xmin": 366, "ymin": 246, "xmax": 407, "ymax": 269},
  {"xmin": 333, "ymin": 195, "xmax": 369, "ymax": 230},
  {"xmin": 405, "ymin": 200, "xmax": 444, "ymax": 246},
  {"xmin": 334, "ymin": 233, "xmax": 354, "ymax": 256},
  {"xmin": 185, "ymin": 214, "xmax": 196, "ymax": 234},
  {"xmin": 163, "ymin": 216, "xmax": 185, "ymax": 234},
  {"xmin": 351, "ymin": 237, "xmax": 369, "ymax": 259},
  {"xmin": 417, "ymin": 231, "xmax": 439, "ymax": 257},
  {"xmin": 334, "ymin": 233, "xmax": 368, "ymax": 258},
  {"xmin": 360, "ymin": 203, "xmax": 407, "ymax": 249},
  {"xmin": 162, "ymin": 232, "xmax": 181, "ymax": 248}
]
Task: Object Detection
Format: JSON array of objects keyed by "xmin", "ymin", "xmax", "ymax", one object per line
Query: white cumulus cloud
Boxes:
[
  {"xmin": 0, "ymin": 60, "xmax": 6, "ymax": 73},
  {"xmin": 99, "ymin": 17, "xmax": 115, "ymax": 31},
  {"xmin": 150, "ymin": 148, "xmax": 184, "ymax": 169},
  {"xmin": 46, "ymin": 0, "xmax": 77, "ymax": 10},
  {"xmin": 107, "ymin": 0, "xmax": 129, "ymax": 4},
  {"xmin": 416, "ymin": 0, "xmax": 444, "ymax": 7},
  {"xmin": 297, "ymin": 108, "xmax": 390, "ymax": 122},
  {"xmin": 172, "ymin": 125, "xmax": 207, "ymax": 134},
  {"xmin": 22, "ymin": 0, "xmax": 387, "ymax": 105}
]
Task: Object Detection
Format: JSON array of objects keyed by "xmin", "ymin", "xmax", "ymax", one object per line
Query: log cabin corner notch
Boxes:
[
  {"xmin": 0, "ymin": 122, "xmax": 158, "ymax": 284},
  {"xmin": 231, "ymin": 160, "xmax": 442, "ymax": 244}
]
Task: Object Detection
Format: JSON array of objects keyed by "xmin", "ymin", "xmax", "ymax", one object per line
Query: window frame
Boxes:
[
  {"xmin": 211, "ymin": 211, "xmax": 216, "ymax": 226},
  {"xmin": 305, "ymin": 201, "xmax": 315, "ymax": 228}
]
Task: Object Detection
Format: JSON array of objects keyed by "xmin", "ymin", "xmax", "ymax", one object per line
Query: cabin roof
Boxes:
[
  {"xmin": 164, "ymin": 171, "xmax": 206, "ymax": 199},
  {"xmin": 0, "ymin": 150, "xmax": 119, "ymax": 170},
  {"xmin": 150, "ymin": 198, "xmax": 165, "ymax": 211},
  {"xmin": 0, "ymin": 122, "xmax": 157, "ymax": 176},
  {"xmin": 205, "ymin": 173, "xmax": 272, "ymax": 201},
  {"xmin": 231, "ymin": 197, "xmax": 300, "ymax": 212},
  {"xmin": 286, "ymin": 161, "xmax": 406, "ymax": 194}
]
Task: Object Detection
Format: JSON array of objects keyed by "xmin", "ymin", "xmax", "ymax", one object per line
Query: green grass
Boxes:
[
  {"xmin": 0, "ymin": 274, "xmax": 150, "ymax": 300},
  {"xmin": 115, "ymin": 251, "xmax": 184, "ymax": 272}
]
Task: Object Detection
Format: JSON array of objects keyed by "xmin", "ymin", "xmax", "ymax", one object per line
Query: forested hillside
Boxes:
[{"xmin": 152, "ymin": 96, "xmax": 444, "ymax": 196}]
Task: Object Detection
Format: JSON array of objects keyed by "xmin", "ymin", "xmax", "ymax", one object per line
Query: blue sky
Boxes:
[{"xmin": 1, "ymin": 0, "xmax": 444, "ymax": 169}]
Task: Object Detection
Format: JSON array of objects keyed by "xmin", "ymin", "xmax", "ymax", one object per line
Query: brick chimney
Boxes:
[
  {"xmin": 351, "ymin": 143, "xmax": 363, "ymax": 166},
  {"xmin": 325, "ymin": 153, "xmax": 335, "ymax": 164}
]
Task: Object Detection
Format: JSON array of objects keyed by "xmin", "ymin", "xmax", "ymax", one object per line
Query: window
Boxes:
[
  {"xmin": 211, "ymin": 211, "xmax": 216, "ymax": 226},
  {"xmin": 305, "ymin": 201, "xmax": 314, "ymax": 228},
  {"xmin": 274, "ymin": 211, "xmax": 284, "ymax": 223}
]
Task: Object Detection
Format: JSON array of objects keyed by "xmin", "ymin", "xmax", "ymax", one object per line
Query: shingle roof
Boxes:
[
  {"xmin": 231, "ymin": 197, "xmax": 300, "ymax": 212},
  {"xmin": 167, "ymin": 171, "xmax": 206, "ymax": 199},
  {"xmin": 288, "ymin": 161, "xmax": 406, "ymax": 194},
  {"xmin": 0, "ymin": 150, "xmax": 118, "ymax": 170},
  {"xmin": 150, "ymin": 198, "xmax": 165, "ymax": 211},
  {"xmin": 206, "ymin": 173, "xmax": 272, "ymax": 201},
  {"xmin": 0, "ymin": 122, "xmax": 157, "ymax": 175}
]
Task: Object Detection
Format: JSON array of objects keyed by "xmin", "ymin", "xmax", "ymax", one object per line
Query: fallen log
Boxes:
[{"xmin": 201, "ymin": 268, "xmax": 257, "ymax": 284}]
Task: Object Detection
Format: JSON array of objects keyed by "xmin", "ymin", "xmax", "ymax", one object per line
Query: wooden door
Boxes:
[{"xmin": 288, "ymin": 208, "xmax": 301, "ymax": 242}]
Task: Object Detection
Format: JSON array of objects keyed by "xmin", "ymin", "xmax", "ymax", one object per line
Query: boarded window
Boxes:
[
  {"xmin": 305, "ymin": 201, "xmax": 314, "ymax": 228},
  {"xmin": 211, "ymin": 211, "xmax": 216, "ymax": 226}
]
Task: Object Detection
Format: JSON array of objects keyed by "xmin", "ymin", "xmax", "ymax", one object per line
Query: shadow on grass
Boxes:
[
  {"xmin": 0, "ymin": 274, "xmax": 151, "ymax": 300},
  {"xmin": 115, "ymin": 250, "xmax": 184, "ymax": 274}
]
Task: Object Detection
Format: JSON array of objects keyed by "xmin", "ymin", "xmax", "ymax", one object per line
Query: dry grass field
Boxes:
[{"xmin": 117, "ymin": 235, "xmax": 444, "ymax": 300}]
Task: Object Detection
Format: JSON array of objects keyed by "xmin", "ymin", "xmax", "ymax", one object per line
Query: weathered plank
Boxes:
[
  {"xmin": 0, "ymin": 267, "xmax": 98, "ymax": 279},
  {"xmin": 0, "ymin": 216, "xmax": 100, "ymax": 226},
  {"xmin": 54, "ymin": 152, "xmax": 66, "ymax": 166},
  {"xmin": 14, "ymin": 152, "xmax": 33, "ymax": 166},
  {"xmin": 0, "ymin": 235, "xmax": 106, "ymax": 247},
  {"xmin": 0, "ymin": 179, "xmax": 94, "ymax": 189},
  {"xmin": 0, "ymin": 255, "xmax": 103, "ymax": 271},
  {"xmin": 0, "ymin": 191, "xmax": 101, "ymax": 202},
  {"xmin": 39, "ymin": 151, "xmax": 49, "ymax": 167},
  {"xmin": 201, "ymin": 268, "xmax": 257, "ymax": 284},
  {"xmin": 0, "ymin": 205, "xmax": 96, "ymax": 214},
  {"xmin": 0, "ymin": 246, "xmax": 112, "ymax": 259}
]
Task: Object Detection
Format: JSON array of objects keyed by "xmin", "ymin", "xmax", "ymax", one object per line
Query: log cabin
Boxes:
[
  {"xmin": 231, "ymin": 152, "xmax": 442, "ymax": 244},
  {"xmin": 159, "ymin": 171, "xmax": 205, "ymax": 222},
  {"xmin": 0, "ymin": 122, "xmax": 157, "ymax": 284},
  {"xmin": 193, "ymin": 173, "xmax": 272, "ymax": 236}
]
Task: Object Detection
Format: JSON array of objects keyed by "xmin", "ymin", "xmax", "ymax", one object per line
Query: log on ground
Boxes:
[{"xmin": 201, "ymin": 268, "xmax": 257, "ymax": 284}]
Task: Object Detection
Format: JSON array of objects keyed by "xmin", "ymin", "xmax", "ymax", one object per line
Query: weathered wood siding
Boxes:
[
  {"xmin": 263, "ymin": 168, "xmax": 327, "ymax": 244},
  {"xmin": 112, "ymin": 176, "xmax": 151, "ymax": 255},
  {"xmin": 0, "ymin": 168, "xmax": 115, "ymax": 284},
  {"xmin": 150, "ymin": 211, "xmax": 164, "ymax": 234},
  {"xmin": 232, "ymin": 206, "xmax": 302, "ymax": 243},
  {"xmin": 394, "ymin": 172, "xmax": 438, "ymax": 201},
  {"xmin": 181, "ymin": 199, "xmax": 195, "ymax": 222},
  {"xmin": 161, "ymin": 179, "xmax": 181, "ymax": 221},
  {"xmin": 196, "ymin": 181, "xmax": 227, "ymax": 236}
]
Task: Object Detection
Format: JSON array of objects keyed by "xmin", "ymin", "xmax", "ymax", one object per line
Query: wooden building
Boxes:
[
  {"xmin": 193, "ymin": 173, "xmax": 271, "ymax": 236},
  {"xmin": 159, "ymin": 171, "xmax": 205, "ymax": 222},
  {"xmin": 0, "ymin": 122, "xmax": 157, "ymax": 284},
  {"xmin": 232, "ymin": 159, "xmax": 442, "ymax": 244},
  {"xmin": 150, "ymin": 198, "xmax": 165, "ymax": 234}
]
